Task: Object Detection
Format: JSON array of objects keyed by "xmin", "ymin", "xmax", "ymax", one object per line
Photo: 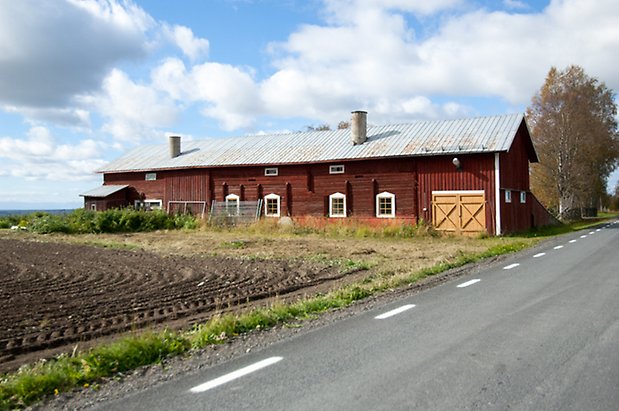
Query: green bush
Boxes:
[
  {"xmin": 9, "ymin": 208, "xmax": 199, "ymax": 234},
  {"xmin": 0, "ymin": 214, "xmax": 26, "ymax": 229}
]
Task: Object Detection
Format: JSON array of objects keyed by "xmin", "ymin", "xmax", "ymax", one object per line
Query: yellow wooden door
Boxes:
[{"xmin": 432, "ymin": 191, "xmax": 486, "ymax": 235}]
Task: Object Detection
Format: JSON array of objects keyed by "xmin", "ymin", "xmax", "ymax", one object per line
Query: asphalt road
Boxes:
[{"xmin": 93, "ymin": 222, "xmax": 619, "ymax": 410}]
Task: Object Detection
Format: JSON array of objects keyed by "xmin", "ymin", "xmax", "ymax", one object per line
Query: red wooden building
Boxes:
[{"xmin": 81, "ymin": 112, "xmax": 554, "ymax": 235}]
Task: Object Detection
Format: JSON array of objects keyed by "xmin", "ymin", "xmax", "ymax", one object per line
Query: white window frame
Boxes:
[
  {"xmin": 225, "ymin": 193, "xmax": 240, "ymax": 215},
  {"xmin": 376, "ymin": 191, "xmax": 396, "ymax": 218},
  {"xmin": 329, "ymin": 192, "xmax": 347, "ymax": 218},
  {"xmin": 264, "ymin": 167, "xmax": 278, "ymax": 176},
  {"xmin": 135, "ymin": 199, "xmax": 162, "ymax": 210},
  {"xmin": 505, "ymin": 190, "xmax": 512, "ymax": 203},
  {"xmin": 329, "ymin": 165, "xmax": 345, "ymax": 174},
  {"xmin": 145, "ymin": 172, "xmax": 157, "ymax": 181},
  {"xmin": 264, "ymin": 193, "xmax": 281, "ymax": 217},
  {"xmin": 520, "ymin": 191, "xmax": 527, "ymax": 204}
]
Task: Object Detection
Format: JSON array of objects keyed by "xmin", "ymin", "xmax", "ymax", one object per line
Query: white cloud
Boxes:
[
  {"xmin": 2, "ymin": 106, "xmax": 91, "ymax": 129},
  {"xmin": 95, "ymin": 69, "xmax": 179, "ymax": 142},
  {"xmin": 251, "ymin": 0, "xmax": 619, "ymax": 124},
  {"xmin": 164, "ymin": 24, "xmax": 209, "ymax": 61},
  {"xmin": 152, "ymin": 59, "xmax": 261, "ymax": 130},
  {"xmin": 322, "ymin": 0, "xmax": 463, "ymax": 23},
  {"xmin": 503, "ymin": 0, "xmax": 528, "ymax": 9},
  {"xmin": 0, "ymin": 127, "xmax": 107, "ymax": 181},
  {"xmin": 0, "ymin": 0, "xmax": 152, "ymax": 109}
]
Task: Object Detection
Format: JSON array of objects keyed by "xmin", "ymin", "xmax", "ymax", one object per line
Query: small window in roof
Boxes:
[{"xmin": 329, "ymin": 165, "xmax": 345, "ymax": 174}]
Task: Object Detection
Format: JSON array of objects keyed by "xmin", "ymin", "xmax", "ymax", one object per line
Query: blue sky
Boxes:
[{"xmin": 0, "ymin": 0, "xmax": 618, "ymax": 209}]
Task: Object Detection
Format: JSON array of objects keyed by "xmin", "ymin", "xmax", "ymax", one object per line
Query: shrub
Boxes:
[{"xmin": 15, "ymin": 208, "xmax": 199, "ymax": 234}]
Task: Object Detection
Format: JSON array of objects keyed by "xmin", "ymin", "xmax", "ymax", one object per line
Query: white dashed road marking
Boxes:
[
  {"xmin": 504, "ymin": 263, "xmax": 520, "ymax": 270},
  {"xmin": 569, "ymin": 240, "xmax": 577, "ymax": 243},
  {"xmin": 554, "ymin": 245, "xmax": 564, "ymax": 250},
  {"xmin": 375, "ymin": 304, "xmax": 416, "ymax": 319},
  {"xmin": 533, "ymin": 253, "xmax": 546, "ymax": 258},
  {"xmin": 457, "ymin": 279, "xmax": 481, "ymax": 288},
  {"xmin": 580, "ymin": 235, "xmax": 587, "ymax": 238},
  {"xmin": 190, "ymin": 357, "xmax": 283, "ymax": 393}
]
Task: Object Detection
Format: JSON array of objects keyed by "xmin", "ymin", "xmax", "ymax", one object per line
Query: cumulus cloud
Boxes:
[
  {"xmin": 3, "ymin": 106, "xmax": 91, "ymax": 130},
  {"xmin": 0, "ymin": 127, "xmax": 107, "ymax": 181},
  {"xmin": 250, "ymin": 0, "xmax": 619, "ymax": 125},
  {"xmin": 152, "ymin": 59, "xmax": 261, "ymax": 130},
  {"xmin": 163, "ymin": 24, "xmax": 209, "ymax": 61},
  {"xmin": 94, "ymin": 69, "xmax": 179, "ymax": 142},
  {"xmin": 321, "ymin": 0, "xmax": 463, "ymax": 23},
  {"xmin": 3, "ymin": 0, "xmax": 618, "ymax": 142},
  {"xmin": 0, "ymin": 0, "xmax": 152, "ymax": 109},
  {"xmin": 503, "ymin": 0, "xmax": 528, "ymax": 9}
]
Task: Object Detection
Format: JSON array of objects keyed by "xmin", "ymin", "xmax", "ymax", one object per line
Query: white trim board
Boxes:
[{"xmin": 494, "ymin": 153, "xmax": 501, "ymax": 236}]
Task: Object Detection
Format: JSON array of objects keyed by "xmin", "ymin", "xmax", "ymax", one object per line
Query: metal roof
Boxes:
[
  {"xmin": 80, "ymin": 185, "xmax": 129, "ymax": 197},
  {"xmin": 99, "ymin": 113, "xmax": 531, "ymax": 173}
]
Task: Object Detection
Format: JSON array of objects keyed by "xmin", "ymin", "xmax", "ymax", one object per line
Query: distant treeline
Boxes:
[
  {"xmin": 0, "ymin": 208, "xmax": 198, "ymax": 233},
  {"xmin": 0, "ymin": 209, "xmax": 74, "ymax": 216}
]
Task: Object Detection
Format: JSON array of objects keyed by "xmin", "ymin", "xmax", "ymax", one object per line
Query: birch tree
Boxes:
[{"xmin": 526, "ymin": 65, "xmax": 618, "ymax": 219}]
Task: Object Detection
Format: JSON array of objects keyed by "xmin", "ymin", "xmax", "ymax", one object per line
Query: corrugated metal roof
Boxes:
[
  {"xmin": 80, "ymin": 185, "xmax": 128, "ymax": 197},
  {"xmin": 99, "ymin": 113, "xmax": 527, "ymax": 173}
]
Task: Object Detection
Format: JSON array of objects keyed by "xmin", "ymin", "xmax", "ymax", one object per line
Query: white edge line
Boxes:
[
  {"xmin": 580, "ymin": 235, "xmax": 587, "ymax": 238},
  {"xmin": 554, "ymin": 245, "xmax": 564, "ymax": 249},
  {"xmin": 589, "ymin": 231, "xmax": 595, "ymax": 235},
  {"xmin": 375, "ymin": 304, "xmax": 416, "ymax": 319},
  {"xmin": 569, "ymin": 240, "xmax": 577, "ymax": 243},
  {"xmin": 190, "ymin": 357, "xmax": 283, "ymax": 393},
  {"xmin": 596, "ymin": 229, "xmax": 601, "ymax": 232},
  {"xmin": 503, "ymin": 263, "xmax": 520, "ymax": 270},
  {"xmin": 457, "ymin": 279, "xmax": 481, "ymax": 288},
  {"xmin": 533, "ymin": 253, "xmax": 546, "ymax": 258}
]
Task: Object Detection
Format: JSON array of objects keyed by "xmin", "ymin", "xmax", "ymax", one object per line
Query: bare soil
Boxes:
[
  {"xmin": 0, "ymin": 229, "xmax": 515, "ymax": 374},
  {"xmin": 0, "ymin": 237, "xmax": 353, "ymax": 373}
]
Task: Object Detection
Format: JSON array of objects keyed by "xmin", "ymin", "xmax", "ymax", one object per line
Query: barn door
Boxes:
[{"xmin": 432, "ymin": 191, "xmax": 486, "ymax": 235}]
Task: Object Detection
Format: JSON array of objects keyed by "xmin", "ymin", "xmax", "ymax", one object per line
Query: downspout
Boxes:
[{"xmin": 495, "ymin": 153, "xmax": 502, "ymax": 236}]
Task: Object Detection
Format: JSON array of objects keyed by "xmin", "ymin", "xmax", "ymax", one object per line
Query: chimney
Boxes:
[
  {"xmin": 169, "ymin": 135, "xmax": 181, "ymax": 158},
  {"xmin": 351, "ymin": 110, "xmax": 367, "ymax": 145}
]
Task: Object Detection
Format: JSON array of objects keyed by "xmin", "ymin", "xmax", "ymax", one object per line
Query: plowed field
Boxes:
[{"xmin": 0, "ymin": 238, "xmax": 348, "ymax": 372}]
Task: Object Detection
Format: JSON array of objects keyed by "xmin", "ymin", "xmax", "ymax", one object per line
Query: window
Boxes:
[
  {"xmin": 329, "ymin": 165, "xmax": 345, "ymax": 174},
  {"xmin": 376, "ymin": 192, "xmax": 396, "ymax": 218},
  {"xmin": 135, "ymin": 199, "xmax": 162, "ymax": 210},
  {"xmin": 90, "ymin": 204, "xmax": 96, "ymax": 211},
  {"xmin": 520, "ymin": 191, "xmax": 527, "ymax": 204},
  {"xmin": 329, "ymin": 192, "xmax": 347, "ymax": 218},
  {"xmin": 145, "ymin": 173, "xmax": 157, "ymax": 181},
  {"xmin": 225, "ymin": 194, "xmax": 240, "ymax": 215},
  {"xmin": 264, "ymin": 193, "xmax": 280, "ymax": 217},
  {"xmin": 505, "ymin": 190, "xmax": 512, "ymax": 203},
  {"xmin": 264, "ymin": 167, "xmax": 278, "ymax": 176}
]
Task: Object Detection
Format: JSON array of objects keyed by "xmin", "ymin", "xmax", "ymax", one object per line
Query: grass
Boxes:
[{"xmin": 0, "ymin": 216, "xmax": 614, "ymax": 409}]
